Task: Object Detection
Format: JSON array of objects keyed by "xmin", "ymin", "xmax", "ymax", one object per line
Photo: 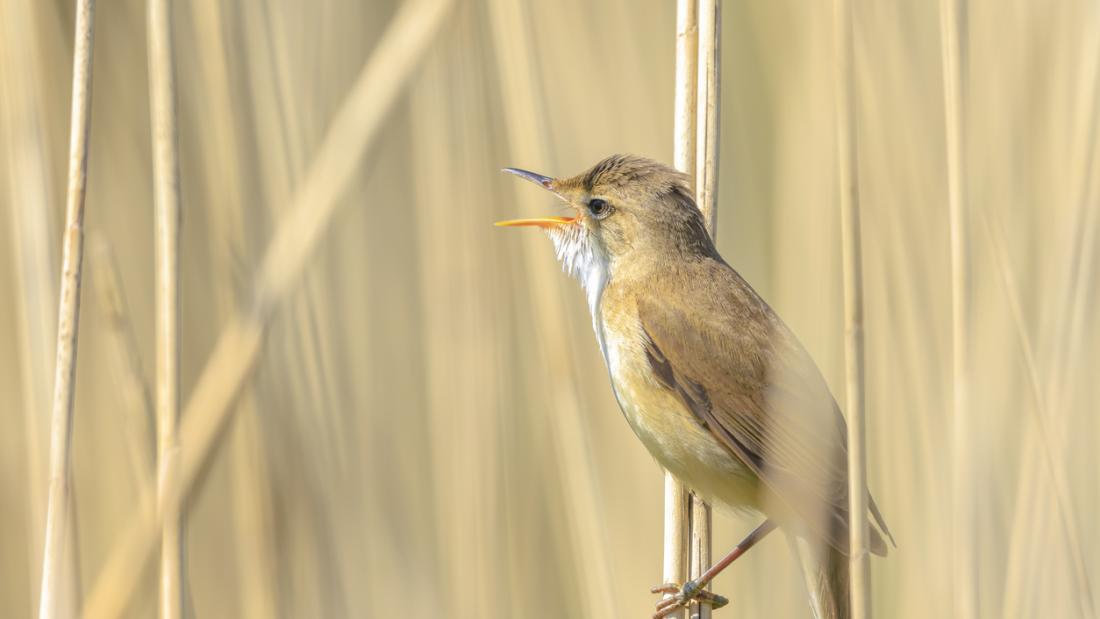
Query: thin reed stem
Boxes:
[
  {"xmin": 81, "ymin": 1, "xmax": 453, "ymax": 615},
  {"xmin": 146, "ymin": 0, "xmax": 184, "ymax": 615},
  {"xmin": 980, "ymin": 208, "xmax": 1096, "ymax": 617},
  {"xmin": 663, "ymin": 477, "xmax": 689, "ymax": 609},
  {"xmin": 667, "ymin": 2, "xmax": 698, "ymax": 616},
  {"xmin": 688, "ymin": 498, "xmax": 712, "ymax": 619},
  {"xmin": 4, "ymin": 0, "xmax": 61, "ymax": 607},
  {"xmin": 938, "ymin": 0, "xmax": 977, "ymax": 617},
  {"xmin": 833, "ymin": 0, "xmax": 871, "ymax": 615},
  {"xmin": 690, "ymin": 1, "xmax": 720, "ymax": 617},
  {"xmin": 674, "ymin": 0, "xmax": 699, "ymax": 182},
  {"xmin": 37, "ymin": 1, "xmax": 96, "ymax": 617},
  {"xmin": 695, "ymin": 0, "xmax": 720, "ymax": 238}
]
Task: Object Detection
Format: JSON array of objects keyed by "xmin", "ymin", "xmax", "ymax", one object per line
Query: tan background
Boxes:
[{"xmin": 1, "ymin": 0, "xmax": 1098, "ymax": 617}]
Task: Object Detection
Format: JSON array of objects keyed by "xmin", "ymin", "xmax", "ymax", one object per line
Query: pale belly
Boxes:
[{"xmin": 600, "ymin": 320, "xmax": 760, "ymax": 513}]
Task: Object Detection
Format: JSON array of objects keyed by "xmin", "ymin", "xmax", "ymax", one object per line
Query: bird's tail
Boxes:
[{"xmin": 789, "ymin": 533, "xmax": 850, "ymax": 619}]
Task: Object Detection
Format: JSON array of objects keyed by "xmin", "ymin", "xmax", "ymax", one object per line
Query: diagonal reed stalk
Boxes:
[
  {"xmin": 146, "ymin": 0, "xmax": 184, "ymax": 615},
  {"xmin": 79, "ymin": 1, "xmax": 453, "ymax": 616},
  {"xmin": 37, "ymin": 0, "xmax": 96, "ymax": 617},
  {"xmin": 999, "ymin": 28, "xmax": 1100, "ymax": 614},
  {"xmin": 938, "ymin": 0, "xmax": 977, "ymax": 617},
  {"xmin": 690, "ymin": 1, "xmax": 720, "ymax": 617},
  {"xmin": 668, "ymin": 1, "xmax": 698, "ymax": 617},
  {"xmin": 832, "ymin": 0, "xmax": 871, "ymax": 616},
  {"xmin": 979, "ymin": 208, "xmax": 1096, "ymax": 618}
]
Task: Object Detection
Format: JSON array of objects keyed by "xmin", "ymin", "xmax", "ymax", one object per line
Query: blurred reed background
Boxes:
[{"xmin": 2, "ymin": 0, "xmax": 1098, "ymax": 617}]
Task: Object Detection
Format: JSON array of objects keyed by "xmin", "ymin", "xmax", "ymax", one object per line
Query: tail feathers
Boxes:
[
  {"xmin": 790, "ymin": 534, "xmax": 850, "ymax": 619},
  {"xmin": 869, "ymin": 494, "xmax": 897, "ymax": 551},
  {"xmin": 869, "ymin": 523, "xmax": 888, "ymax": 557},
  {"xmin": 828, "ymin": 505, "xmax": 891, "ymax": 557}
]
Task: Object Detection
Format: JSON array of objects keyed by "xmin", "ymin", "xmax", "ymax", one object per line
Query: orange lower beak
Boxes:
[{"xmin": 494, "ymin": 216, "xmax": 576, "ymax": 228}]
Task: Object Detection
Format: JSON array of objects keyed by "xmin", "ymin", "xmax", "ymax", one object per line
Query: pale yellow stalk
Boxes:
[
  {"xmin": 980, "ymin": 209, "xmax": 1096, "ymax": 617},
  {"xmin": 37, "ymin": 1, "xmax": 96, "ymax": 616},
  {"xmin": 691, "ymin": 1, "xmax": 720, "ymax": 617},
  {"xmin": 1, "ymin": 0, "xmax": 60, "ymax": 609},
  {"xmin": 938, "ymin": 1, "xmax": 977, "ymax": 617},
  {"xmin": 833, "ymin": 0, "xmax": 871, "ymax": 617},
  {"xmin": 695, "ymin": 0, "xmax": 720, "ymax": 237},
  {"xmin": 146, "ymin": 0, "xmax": 184, "ymax": 614},
  {"xmin": 668, "ymin": 1, "xmax": 698, "ymax": 616}
]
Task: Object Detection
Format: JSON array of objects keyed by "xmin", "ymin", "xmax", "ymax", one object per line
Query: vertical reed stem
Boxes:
[
  {"xmin": 690, "ymin": 1, "xmax": 720, "ymax": 617},
  {"xmin": 662, "ymin": 477, "xmax": 689, "ymax": 616},
  {"xmin": 938, "ymin": 0, "xmax": 976, "ymax": 617},
  {"xmin": 146, "ymin": 0, "xmax": 184, "ymax": 615},
  {"xmin": 833, "ymin": 0, "xmax": 871, "ymax": 616},
  {"xmin": 667, "ymin": 2, "xmax": 698, "ymax": 616},
  {"xmin": 38, "ymin": 1, "xmax": 96, "ymax": 617},
  {"xmin": 674, "ymin": 0, "xmax": 699, "ymax": 182},
  {"xmin": 695, "ymin": 0, "xmax": 720, "ymax": 238},
  {"xmin": 688, "ymin": 499, "xmax": 712, "ymax": 619},
  {"xmin": 5, "ymin": 0, "xmax": 61, "ymax": 607}
]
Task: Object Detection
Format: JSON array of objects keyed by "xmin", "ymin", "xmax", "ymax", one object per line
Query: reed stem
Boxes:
[
  {"xmin": 146, "ymin": 0, "xmax": 184, "ymax": 614},
  {"xmin": 833, "ymin": 0, "xmax": 871, "ymax": 615},
  {"xmin": 667, "ymin": 2, "xmax": 698, "ymax": 617},
  {"xmin": 938, "ymin": 0, "xmax": 977, "ymax": 617},
  {"xmin": 695, "ymin": 0, "xmax": 720, "ymax": 238},
  {"xmin": 37, "ymin": 1, "xmax": 96, "ymax": 616},
  {"xmin": 690, "ymin": 1, "xmax": 720, "ymax": 617}
]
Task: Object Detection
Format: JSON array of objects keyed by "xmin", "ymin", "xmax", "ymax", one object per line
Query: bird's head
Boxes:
[{"xmin": 496, "ymin": 154, "xmax": 716, "ymax": 284}]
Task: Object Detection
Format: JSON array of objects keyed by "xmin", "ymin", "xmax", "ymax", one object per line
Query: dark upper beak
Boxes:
[
  {"xmin": 496, "ymin": 167, "xmax": 576, "ymax": 228},
  {"xmin": 501, "ymin": 167, "xmax": 555, "ymax": 190}
]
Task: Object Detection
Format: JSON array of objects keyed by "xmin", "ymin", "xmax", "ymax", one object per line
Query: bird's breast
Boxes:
[{"xmin": 598, "ymin": 305, "xmax": 759, "ymax": 512}]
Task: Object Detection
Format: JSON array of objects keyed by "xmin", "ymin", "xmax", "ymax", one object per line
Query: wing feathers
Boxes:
[{"xmin": 635, "ymin": 262, "xmax": 892, "ymax": 556}]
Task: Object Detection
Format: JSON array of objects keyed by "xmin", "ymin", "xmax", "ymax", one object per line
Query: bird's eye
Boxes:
[{"xmin": 587, "ymin": 198, "xmax": 613, "ymax": 219}]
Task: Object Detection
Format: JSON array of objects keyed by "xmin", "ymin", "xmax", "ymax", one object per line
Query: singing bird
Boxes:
[{"xmin": 497, "ymin": 155, "xmax": 893, "ymax": 619}]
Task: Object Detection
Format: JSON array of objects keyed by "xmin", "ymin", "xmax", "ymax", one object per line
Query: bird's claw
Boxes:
[{"xmin": 650, "ymin": 580, "xmax": 729, "ymax": 618}]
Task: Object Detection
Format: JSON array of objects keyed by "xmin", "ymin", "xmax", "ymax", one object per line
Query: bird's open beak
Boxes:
[{"xmin": 495, "ymin": 167, "xmax": 577, "ymax": 228}]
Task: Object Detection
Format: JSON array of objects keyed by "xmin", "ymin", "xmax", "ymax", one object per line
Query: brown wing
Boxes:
[{"xmin": 637, "ymin": 261, "xmax": 892, "ymax": 556}]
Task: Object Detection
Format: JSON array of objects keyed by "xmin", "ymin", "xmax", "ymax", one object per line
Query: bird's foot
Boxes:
[{"xmin": 650, "ymin": 580, "xmax": 728, "ymax": 618}]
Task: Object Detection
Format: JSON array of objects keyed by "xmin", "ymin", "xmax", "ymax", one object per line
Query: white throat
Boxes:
[{"xmin": 547, "ymin": 225, "xmax": 610, "ymax": 345}]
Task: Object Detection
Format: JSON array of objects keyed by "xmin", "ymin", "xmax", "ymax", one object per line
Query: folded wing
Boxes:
[{"xmin": 637, "ymin": 261, "xmax": 893, "ymax": 555}]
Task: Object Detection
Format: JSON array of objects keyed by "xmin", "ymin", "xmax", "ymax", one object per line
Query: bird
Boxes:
[{"xmin": 496, "ymin": 154, "xmax": 893, "ymax": 619}]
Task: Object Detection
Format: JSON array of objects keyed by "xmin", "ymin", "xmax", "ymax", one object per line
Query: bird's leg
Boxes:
[{"xmin": 651, "ymin": 519, "xmax": 778, "ymax": 619}]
